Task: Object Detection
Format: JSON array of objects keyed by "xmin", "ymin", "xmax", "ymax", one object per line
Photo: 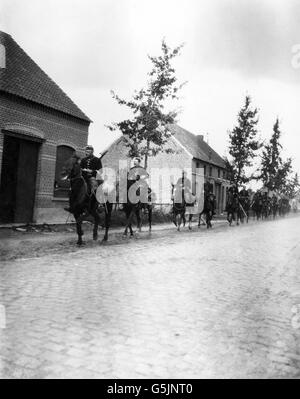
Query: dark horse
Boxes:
[
  {"xmin": 122, "ymin": 178, "xmax": 153, "ymax": 237},
  {"xmin": 226, "ymin": 187, "xmax": 239, "ymax": 226},
  {"xmin": 201, "ymin": 191, "xmax": 216, "ymax": 229},
  {"xmin": 61, "ymin": 155, "xmax": 112, "ymax": 245},
  {"xmin": 251, "ymin": 192, "xmax": 263, "ymax": 220}
]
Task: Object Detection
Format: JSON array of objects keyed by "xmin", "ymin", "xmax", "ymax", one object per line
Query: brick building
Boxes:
[
  {"xmin": 0, "ymin": 31, "xmax": 91, "ymax": 224},
  {"xmin": 101, "ymin": 124, "xmax": 230, "ymax": 214}
]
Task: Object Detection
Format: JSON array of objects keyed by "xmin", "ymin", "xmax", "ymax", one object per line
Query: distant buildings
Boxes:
[{"xmin": 0, "ymin": 31, "xmax": 91, "ymax": 224}]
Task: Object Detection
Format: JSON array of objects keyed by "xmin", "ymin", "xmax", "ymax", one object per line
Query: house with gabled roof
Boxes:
[
  {"xmin": 101, "ymin": 124, "xmax": 230, "ymax": 214},
  {"xmin": 0, "ymin": 31, "xmax": 91, "ymax": 224}
]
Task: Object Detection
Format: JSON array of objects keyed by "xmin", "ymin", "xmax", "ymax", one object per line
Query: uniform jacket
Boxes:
[{"xmin": 80, "ymin": 155, "xmax": 102, "ymax": 178}]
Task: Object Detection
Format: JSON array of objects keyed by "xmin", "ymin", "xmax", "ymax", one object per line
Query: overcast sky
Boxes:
[{"xmin": 1, "ymin": 0, "xmax": 299, "ymax": 175}]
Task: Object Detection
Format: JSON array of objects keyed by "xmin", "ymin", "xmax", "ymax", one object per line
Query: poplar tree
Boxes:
[
  {"xmin": 259, "ymin": 118, "xmax": 292, "ymax": 192},
  {"xmin": 227, "ymin": 96, "xmax": 261, "ymax": 187},
  {"xmin": 282, "ymin": 173, "xmax": 299, "ymax": 198},
  {"xmin": 107, "ymin": 40, "xmax": 185, "ymax": 169}
]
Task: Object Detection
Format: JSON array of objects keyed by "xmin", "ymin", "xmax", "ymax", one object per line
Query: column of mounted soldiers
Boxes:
[
  {"xmin": 61, "ymin": 145, "xmax": 295, "ymax": 230},
  {"xmin": 224, "ymin": 184, "xmax": 293, "ymax": 226}
]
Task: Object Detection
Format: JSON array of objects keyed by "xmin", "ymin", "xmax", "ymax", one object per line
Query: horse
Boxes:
[
  {"xmin": 171, "ymin": 182, "xmax": 186, "ymax": 231},
  {"xmin": 261, "ymin": 195, "xmax": 271, "ymax": 219},
  {"xmin": 226, "ymin": 189, "xmax": 239, "ymax": 226},
  {"xmin": 121, "ymin": 182, "xmax": 153, "ymax": 237},
  {"xmin": 251, "ymin": 192, "xmax": 263, "ymax": 221},
  {"xmin": 200, "ymin": 192, "xmax": 216, "ymax": 229},
  {"xmin": 61, "ymin": 155, "xmax": 112, "ymax": 245},
  {"xmin": 278, "ymin": 198, "xmax": 290, "ymax": 217},
  {"xmin": 291, "ymin": 198, "xmax": 298, "ymax": 213},
  {"xmin": 238, "ymin": 192, "xmax": 250, "ymax": 223},
  {"xmin": 270, "ymin": 196, "xmax": 278, "ymax": 219}
]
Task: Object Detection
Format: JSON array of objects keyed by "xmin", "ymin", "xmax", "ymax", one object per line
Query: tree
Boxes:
[
  {"xmin": 107, "ymin": 40, "xmax": 185, "ymax": 169},
  {"xmin": 282, "ymin": 173, "xmax": 299, "ymax": 198},
  {"xmin": 224, "ymin": 157, "xmax": 235, "ymax": 184},
  {"xmin": 259, "ymin": 118, "xmax": 292, "ymax": 193},
  {"xmin": 227, "ymin": 96, "xmax": 261, "ymax": 187}
]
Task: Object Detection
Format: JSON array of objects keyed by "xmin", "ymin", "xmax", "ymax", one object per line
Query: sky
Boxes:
[{"xmin": 1, "ymin": 0, "xmax": 299, "ymax": 177}]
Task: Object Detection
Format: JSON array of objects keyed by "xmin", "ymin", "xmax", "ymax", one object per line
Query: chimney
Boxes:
[{"xmin": 198, "ymin": 134, "xmax": 204, "ymax": 141}]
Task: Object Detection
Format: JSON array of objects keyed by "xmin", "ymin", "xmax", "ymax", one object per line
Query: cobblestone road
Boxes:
[{"xmin": 1, "ymin": 216, "xmax": 300, "ymax": 378}]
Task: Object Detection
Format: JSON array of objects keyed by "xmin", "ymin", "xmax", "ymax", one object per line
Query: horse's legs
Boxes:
[
  {"xmin": 75, "ymin": 213, "xmax": 83, "ymax": 245},
  {"xmin": 93, "ymin": 214, "xmax": 99, "ymax": 240},
  {"xmin": 148, "ymin": 206, "xmax": 152, "ymax": 231},
  {"xmin": 172, "ymin": 214, "xmax": 177, "ymax": 227},
  {"xmin": 176, "ymin": 213, "xmax": 181, "ymax": 231},
  {"xmin": 228, "ymin": 212, "xmax": 232, "ymax": 226},
  {"xmin": 91, "ymin": 207, "xmax": 99, "ymax": 241},
  {"xmin": 103, "ymin": 203, "xmax": 112, "ymax": 242},
  {"xmin": 198, "ymin": 212, "xmax": 206, "ymax": 227},
  {"xmin": 188, "ymin": 214, "xmax": 193, "ymax": 230},
  {"xmin": 136, "ymin": 208, "xmax": 142, "ymax": 232},
  {"xmin": 129, "ymin": 223, "xmax": 134, "ymax": 236},
  {"xmin": 208, "ymin": 212, "xmax": 212, "ymax": 228},
  {"xmin": 206, "ymin": 212, "xmax": 210, "ymax": 228},
  {"xmin": 124, "ymin": 207, "xmax": 135, "ymax": 237},
  {"xmin": 182, "ymin": 213, "xmax": 186, "ymax": 227}
]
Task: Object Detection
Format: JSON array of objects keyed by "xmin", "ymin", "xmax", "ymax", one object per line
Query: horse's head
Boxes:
[{"xmin": 61, "ymin": 155, "xmax": 81, "ymax": 180}]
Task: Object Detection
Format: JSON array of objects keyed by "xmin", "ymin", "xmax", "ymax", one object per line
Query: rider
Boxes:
[
  {"xmin": 239, "ymin": 185, "xmax": 249, "ymax": 211},
  {"xmin": 64, "ymin": 146, "xmax": 102, "ymax": 213},
  {"xmin": 127, "ymin": 157, "xmax": 150, "ymax": 206},
  {"xmin": 80, "ymin": 145, "xmax": 102, "ymax": 194},
  {"xmin": 128, "ymin": 158, "xmax": 149, "ymax": 181},
  {"xmin": 239, "ymin": 186, "xmax": 249, "ymax": 201}
]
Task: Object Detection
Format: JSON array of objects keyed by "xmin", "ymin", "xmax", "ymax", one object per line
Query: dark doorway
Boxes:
[{"xmin": 0, "ymin": 134, "xmax": 40, "ymax": 223}]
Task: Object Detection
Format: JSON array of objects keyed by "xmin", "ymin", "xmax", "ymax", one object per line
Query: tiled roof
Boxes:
[
  {"xmin": 0, "ymin": 31, "xmax": 91, "ymax": 122},
  {"xmin": 168, "ymin": 124, "xmax": 226, "ymax": 169}
]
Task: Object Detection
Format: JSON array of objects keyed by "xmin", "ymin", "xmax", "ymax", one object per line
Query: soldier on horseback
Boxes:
[
  {"xmin": 64, "ymin": 145, "xmax": 102, "ymax": 213},
  {"xmin": 80, "ymin": 145, "xmax": 103, "ymax": 194},
  {"xmin": 226, "ymin": 185, "xmax": 239, "ymax": 225},
  {"xmin": 238, "ymin": 186, "xmax": 250, "ymax": 223},
  {"xmin": 203, "ymin": 184, "xmax": 216, "ymax": 229}
]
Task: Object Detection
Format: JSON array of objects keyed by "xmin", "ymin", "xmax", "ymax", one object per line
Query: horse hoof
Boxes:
[
  {"xmin": 102, "ymin": 237, "xmax": 108, "ymax": 243},
  {"xmin": 93, "ymin": 235, "xmax": 98, "ymax": 241}
]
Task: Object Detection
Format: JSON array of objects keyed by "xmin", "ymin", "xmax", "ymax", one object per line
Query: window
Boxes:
[
  {"xmin": 218, "ymin": 169, "xmax": 221, "ymax": 178},
  {"xmin": 0, "ymin": 44, "xmax": 5, "ymax": 69},
  {"xmin": 204, "ymin": 165, "xmax": 207, "ymax": 175},
  {"xmin": 54, "ymin": 145, "xmax": 74, "ymax": 198},
  {"xmin": 209, "ymin": 166, "xmax": 213, "ymax": 177}
]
